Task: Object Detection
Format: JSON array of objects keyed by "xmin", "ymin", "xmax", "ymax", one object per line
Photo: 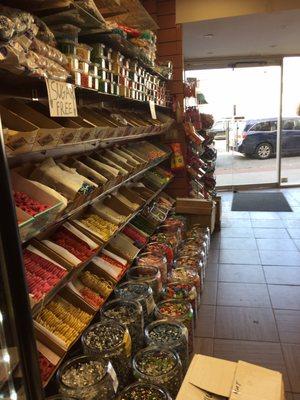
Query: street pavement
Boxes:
[{"xmin": 215, "ymin": 140, "xmax": 300, "ymax": 186}]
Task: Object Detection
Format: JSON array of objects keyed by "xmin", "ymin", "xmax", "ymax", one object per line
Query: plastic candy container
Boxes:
[
  {"xmin": 116, "ymin": 382, "xmax": 173, "ymax": 400},
  {"xmin": 127, "ymin": 266, "xmax": 162, "ymax": 301},
  {"xmin": 101, "ymin": 299, "xmax": 144, "ymax": 355},
  {"xmin": 115, "ymin": 281, "xmax": 155, "ymax": 326},
  {"xmin": 82, "ymin": 321, "xmax": 131, "ymax": 389},
  {"xmin": 155, "ymin": 299, "xmax": 194, "ymax": 353},
  {"xmin": 145, "ymin": 320, "xmax": 189, "ymax": 373},
  {"xmin": 57, "ymin": 355, "xmax": 118, "ymax": 399},
  {"xmin": 137, "ymin": 252, "xmax": 168, "ymax": 284},
  {"xmin": 132, "ymin": 347, "xmax": 182, "ymax": 398}
]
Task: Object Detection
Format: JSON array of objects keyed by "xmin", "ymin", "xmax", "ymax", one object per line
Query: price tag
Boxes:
[
  {"xmin": 45, "ymin": 78, "xmax": 78, "ymax": 117},
  {"xmin": 149, "ymin": 100, "xmax": 157, "ymax": 120}
]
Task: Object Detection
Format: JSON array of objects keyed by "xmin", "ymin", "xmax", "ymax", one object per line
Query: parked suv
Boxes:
[{"xmin": 236, "ymin": 118, "xmax": 300, "ymax": 159}]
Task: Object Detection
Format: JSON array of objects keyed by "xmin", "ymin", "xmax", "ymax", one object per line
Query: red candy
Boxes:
[
  {"xmin": 38, "ymin": 352, "xmax": 55, "ymax": 384},
  {"xmin": 51, "ymin": 227, "xmax": 94, "ymax": 262},
  {"xmin": 14, "ymin": 191, "xmax": 49, "ymax": 216},
  {"xmin": 23, "ymin": 249, "xmax": 67, "ymax": 302}
]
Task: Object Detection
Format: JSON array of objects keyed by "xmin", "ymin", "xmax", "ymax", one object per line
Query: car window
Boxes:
[
  {"xmin": 212, "ymin": 121, "xmax": 224, "ymax": 130},
  {"xmin": 294, "ymin": 120, "xmax": 300, "ymax": 130},
  {"xmin": 250, "ymin": 121, "xmax": 277, "ymax": 131},
  {"xmin": 283, "ymin": 120, "xmax": 295, "ymax": 130}
]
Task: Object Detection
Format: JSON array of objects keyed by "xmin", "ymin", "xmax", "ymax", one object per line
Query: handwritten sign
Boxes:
[
  {"xmin": 45, "ymin": 78, "xmax": 78, "ymax": 117},
  {"xmin": 149, "ymin": 100, "xmax": 157, "ymax": 120}
]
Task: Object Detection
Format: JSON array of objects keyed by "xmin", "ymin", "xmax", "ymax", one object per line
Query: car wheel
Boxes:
[{"xmin": 255, "ymin": 143, "xmax": 273, "ymax": 159}]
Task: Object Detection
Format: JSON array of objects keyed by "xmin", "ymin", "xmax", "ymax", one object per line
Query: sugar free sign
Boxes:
[{"xmin": 46, "ymin": 78, "xmax": 78, "ymax": 117}]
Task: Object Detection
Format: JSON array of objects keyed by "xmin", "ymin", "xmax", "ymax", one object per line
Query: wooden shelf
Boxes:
[
  {"xmin": 0, "ymin": 72, "xmax": 172, "ymax": 110},
  {"xmin": 31, "ymin": 175, "xmax": 172, "ymax": 318},
  {"xmin": 20, "ymin": 152, "xmax": 171, "ymax": 245},
  {"xmin": 39, "ymin": 177, "xmax": 174, "ymax": 388}
]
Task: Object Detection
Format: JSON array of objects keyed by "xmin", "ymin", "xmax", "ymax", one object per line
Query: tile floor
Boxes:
[{"xmin": 195, "ymin": 188, "xmax": 300, "ymax": 399}]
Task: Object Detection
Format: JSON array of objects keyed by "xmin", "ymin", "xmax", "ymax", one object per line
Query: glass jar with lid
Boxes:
[
  {"xmin": 175, "ymin": 256, "xmax": 205, "ymax": 290},
  {"xmin": 127, "ymin": 266, "xmax": 162, "ymax": 301},
  {"xmin": 155, "ymin": 299, "xmax": 194, "ymax": 353},
  {"xmin": 100, "ymin": 299, "xmax": 144, "ymax": 355},
  {"xmin": 136, "ymin": 252, "xmax": 168, "ymax": 284},
  {"xmin": 162, "ymin": 281, "xmax": 198, "ymax": 321},
  {"xmin": 145, "ymin": 320, "xmax": 189, "ymax": 373},
  {"xmin": 114, "ymin": 281, "xmax": 155, "ymax": 325},
  {"xmin": 57, "ymin": 355, "xmax": 118, "ymax": 399},
  {"xmin": 81, "ymin": 321, "xmax": 131, "ymax": 389},
  {"xmin": 132, "ymin": 347, "xmax": 182, "ymax": 397},
  {"xmin": 116, "ymin": 382, "xmax": 173, "ymax": 400},
  {"xmin": 146, "ymin": 241, "xmax": 174, "ymax": 272},
  {"xmin": 170, "ymin": 267, "xmax": 201, "ymax": 310}
]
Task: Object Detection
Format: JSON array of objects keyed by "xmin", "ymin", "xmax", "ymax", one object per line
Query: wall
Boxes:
[
  {"xmin": 142, "ymin": 0, "xmax": 185, "ymax": 108},
  {"xmin": 142, "ymin": 0, "xmax": 189, "ymax": 197},
  {"xmin": 176, "ymin": 0, "xmax": 300, "ymax": 24}
]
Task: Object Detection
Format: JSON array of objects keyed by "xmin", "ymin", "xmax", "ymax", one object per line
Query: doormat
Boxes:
[{"xmin": 232, "ymin": 192, "xmax": 292, "ymax": 212}]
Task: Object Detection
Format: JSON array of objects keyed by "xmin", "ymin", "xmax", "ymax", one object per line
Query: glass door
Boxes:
[
  {"xmin": 280, "ymin": 57, "xmax": 300, "ymax": 185},
  {"xmin": 186, "ymin": 65, "xmax": 282, "ymax": 189}
]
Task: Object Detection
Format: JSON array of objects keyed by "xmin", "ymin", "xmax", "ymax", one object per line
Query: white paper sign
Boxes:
[
  {"xmin": 45, "ymin": 78, "xmax": 78, "ymax": 117},
  {"xmin": 149, "ymin": 100, "xmax": 157, "ymax": 120}
]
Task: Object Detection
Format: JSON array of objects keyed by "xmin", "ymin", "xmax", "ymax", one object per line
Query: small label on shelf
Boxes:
[
  {"xmin": 45, "ymin": 78, "xmax": 78, "ymax": 117},
  {"xmin": 149, "ymin": 100, "xmax": 157, "ymax": 120}
]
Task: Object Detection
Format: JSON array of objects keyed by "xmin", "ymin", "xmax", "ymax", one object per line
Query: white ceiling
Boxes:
[{"xmin": 183, "ymin": 9, "xmax": 300, "ymax": 67}]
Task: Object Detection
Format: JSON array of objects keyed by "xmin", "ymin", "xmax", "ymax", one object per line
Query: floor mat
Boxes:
[{"xmin": 231, "ymin": 192, "xmax": 292, "ymax": 212}]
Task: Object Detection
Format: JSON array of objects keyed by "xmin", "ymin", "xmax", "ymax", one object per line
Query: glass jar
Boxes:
[
  {"xmin": 162, "ymin": 282, "xmax": 198, "ymax": 321},
  {"xmin": 175, "ymin": 256, "xmax": 204, "ymax": 290},
  {"xmin": 187, "ymin": 225, "xmax": 210, "ymax": 249},
  {"xmin": 137, "ymin": 252, "xmax": 168, "ymax": 284},
  {"xmin": 127, "ymin": 266, "xmax": 162, "ymax": 301},
  {"xmin": 82, "ymin": 321, "xmax": 131, "ymax": 389},
  {"xmin": 114, "ymin": 281, "xmax": 155, "ymax": 326},
  {"xmin": 57, "ymin": 355, "xmax": 118, "ymax": 399},
  {"xmin": 171, "ymin": 268, "xmax": 201, "ymax": 310},
  {"xmin": 116, "ymin": 382, "xmax": 173, "ymax": 400},
  {"xmin": 146, "ymin": 242, "xmax": 174, "ymax": 272},
  {"xmin": 101, "ymin": 299, "xmax": 144, "ymax": 355},
  {"xmin": 47, "ymin": 396, "xmax": 79, "ymax": 400},
  {"xmin": 145, "ymin": 320, "xmax": 189, "ymax": 373},
  {"xmin": 133, "ymin": 347, "xmax": 182, "ymax": 398},
  {"xmin": 155, "ymin": 299, "xmax": 194, "ymax": 353}
]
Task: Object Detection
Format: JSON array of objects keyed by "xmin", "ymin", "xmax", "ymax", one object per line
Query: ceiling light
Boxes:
[
  {"xmin": 204, "ymin": 34, "xmax": 214, "ymax": 39},
  {"xmin": 207, "ymin": 51, "xmax": 214, "ymax": 55},
  {"xmin": 269, "ymin": 44, "xmax": 277, "ymax": 48}
]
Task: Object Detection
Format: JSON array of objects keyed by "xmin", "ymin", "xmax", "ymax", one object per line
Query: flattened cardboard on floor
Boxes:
[{"xmin": 176, "ymin": 355, "xmax": 284, "ymax": 400}]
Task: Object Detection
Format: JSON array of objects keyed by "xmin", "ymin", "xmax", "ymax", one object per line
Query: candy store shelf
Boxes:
[
  {"xmin": 0, "ymin": 72, "xmax": 172, "ymax": 111},
  {"xmin": 79, "ymin": 32, "xmax": 170, "ymax": 82},
  {"xmin": 40, "ymin": 177, "xmax": 174, "ymax": 388},
  {"xmin": 31, "ymin": 175, "xmax": 173, "ymax": 318},
  {"xmin": 21, "ymin": 152, "xmax": 171, "ymax": 245},
  {"xmin": 7, "ymin": 127, "xmax": 170, "ymax": 162}
]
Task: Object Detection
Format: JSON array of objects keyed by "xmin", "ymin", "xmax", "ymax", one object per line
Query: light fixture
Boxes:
[
  {"xmin": 204, "ymin": 34, "xmax": 214, "ymax": 39},
  {"xmin": 269, "ymin": 44, "xmax": 277, "ymax": 48}
]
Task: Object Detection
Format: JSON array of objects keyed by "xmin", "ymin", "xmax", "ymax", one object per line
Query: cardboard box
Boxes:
[
  {"xmin": 0, "ymin": 105, "xmax": 38, "ymax": 155},
  {"xmin": 11, "ymin": 170, "xmax": 62, "ymax": 230},
  {"xmin": 176, "ymin": 355, "xmax": 285, "ymax": 400},
  {"xmin": 175, "ymin": 198, "xmax": 216, "ymax": 234},
  {"xmin": 26, "ymin": 101, "xmax": 81, "ymax": 145},
  {"xmin": 1, "ymin": 99, "xmax": 62, "ymax": 151}
]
